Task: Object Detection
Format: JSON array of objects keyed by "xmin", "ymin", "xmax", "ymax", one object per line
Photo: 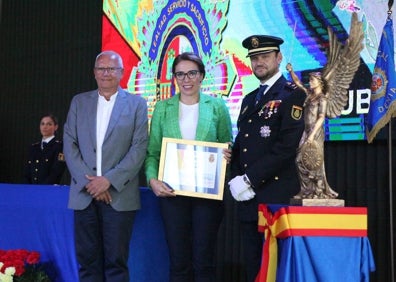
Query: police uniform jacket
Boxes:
[
  {"xmin": 231, "ymin": 75, "xmax": 306, "ymax": 221},
  {"xmin": 23, "ymin": 138, "xmax": 66, "ymax": 184}
]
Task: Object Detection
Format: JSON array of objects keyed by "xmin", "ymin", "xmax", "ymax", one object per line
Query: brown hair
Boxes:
[
  {"xmin": 40, "ymin": 113, "xmax": 58, "ymax": 125},
  {"xmin": 171, "ymin": 52, "xmax": 206, "ymax": 79}
]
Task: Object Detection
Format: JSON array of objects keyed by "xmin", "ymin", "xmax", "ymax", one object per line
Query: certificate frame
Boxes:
[{"xmin": 158, "ymin": 137, "xmax": 228, "ymax": 200}]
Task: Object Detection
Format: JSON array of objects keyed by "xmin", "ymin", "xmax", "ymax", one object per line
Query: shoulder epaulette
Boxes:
[{"xmin": 285, "ymin": 81, "xmax": 298, "ymax": 90}]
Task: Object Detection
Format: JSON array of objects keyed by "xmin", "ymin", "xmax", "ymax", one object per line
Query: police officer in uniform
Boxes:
[
  {"xmin": 229, "ymin": 35, "xmax": 306, "ymax": 281},
  {"xmin": 23, "ymin": 114, "xmax": 66, "ymax": 184}
]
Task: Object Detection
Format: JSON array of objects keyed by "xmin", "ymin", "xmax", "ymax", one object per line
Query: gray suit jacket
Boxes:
[{"xmin": 63, "ymin": 87, "xmax": 148, "ymax": 211}]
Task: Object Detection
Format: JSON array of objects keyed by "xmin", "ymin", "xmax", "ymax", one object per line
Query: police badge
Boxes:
[
  {"xmin": 291, "ymin": 105, "xmax": 303, "ymax": 120},
  {"xmin": 58, "ymin": 153, "xmax": 65, "ymax": 161}
]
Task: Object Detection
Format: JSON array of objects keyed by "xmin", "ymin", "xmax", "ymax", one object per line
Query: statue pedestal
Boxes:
[{"xmin": 290, "ymin": 198, "xmax": 345, "ymax": 207}]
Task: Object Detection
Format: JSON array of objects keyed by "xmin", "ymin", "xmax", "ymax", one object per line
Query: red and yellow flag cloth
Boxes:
[{"xmin": 256, "ymin": 204, "xmax": 368, "ymax": 282}]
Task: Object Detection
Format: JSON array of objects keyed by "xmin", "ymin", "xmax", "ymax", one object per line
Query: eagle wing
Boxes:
[{"xmin": 322, "ymin": 12, "xmax": 364, "ymax": 118}]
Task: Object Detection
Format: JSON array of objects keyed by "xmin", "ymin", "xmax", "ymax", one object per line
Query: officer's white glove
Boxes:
[
  {"xmin": 237, "ymin": 187, "xmax": 256, "ymax": 201},
  {"xmin": 228, "ymin": 175, "xmax": 256, "ymax": 201}
]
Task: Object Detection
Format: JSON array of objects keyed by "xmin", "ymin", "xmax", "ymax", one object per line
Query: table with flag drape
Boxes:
[{"xmin": 256, "ymin": 204, "xmax": 376, "ymax": 282}]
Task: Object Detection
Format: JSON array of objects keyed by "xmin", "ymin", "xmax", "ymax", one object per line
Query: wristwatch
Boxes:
[{"xmin": 243, "ymin": 174, "xmax": 251, "ymax": 186}]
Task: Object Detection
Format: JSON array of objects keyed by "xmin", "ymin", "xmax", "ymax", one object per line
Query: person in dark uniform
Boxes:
[
  {"xmin": 23, "ymin": 113, "xmax": 66, "ymax": 184},
  {"xmin": 229, "ymin": 35, "xmax": 306, "ymax": 282}
]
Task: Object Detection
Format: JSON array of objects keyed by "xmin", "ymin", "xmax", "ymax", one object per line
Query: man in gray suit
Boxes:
[{"xmin": 63, "ymin": 50, "xmax": 148, "ymax": 282}]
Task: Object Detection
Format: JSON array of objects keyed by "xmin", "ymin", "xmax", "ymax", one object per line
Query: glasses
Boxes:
[
  {"xmin": 174, "ymin": 70, "xmax": 200, "ymax": 80},
  {"xmin": 94, "ymin": 67, "xmax": 122, "ymax": 74}
]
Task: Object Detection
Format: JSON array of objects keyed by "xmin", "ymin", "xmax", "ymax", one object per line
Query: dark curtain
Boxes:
[
  {"xmin": 1, "ymin": 1, "xmax": 395, "ymax": 281},
  {"xmin": 0, "ymin": 0, "xmax": 102, "ymax": 184}
]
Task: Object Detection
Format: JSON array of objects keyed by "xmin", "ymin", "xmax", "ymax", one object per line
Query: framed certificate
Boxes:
[{"xmin": 158, "ymin": 137, "xmax": 228, "ymax": 200}]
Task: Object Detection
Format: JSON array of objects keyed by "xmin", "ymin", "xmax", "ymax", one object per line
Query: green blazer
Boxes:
[{"xmin": 145, "ymin": 93, "xmax": 233, "ymax": 183}]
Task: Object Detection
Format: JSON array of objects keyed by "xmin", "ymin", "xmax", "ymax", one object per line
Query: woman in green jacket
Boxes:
[{"xmin": 145, "ymin": 52, "xmax": 233, "ymax": 282}]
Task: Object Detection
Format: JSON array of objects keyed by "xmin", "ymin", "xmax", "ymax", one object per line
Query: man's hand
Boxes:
[
  {"xmin": 85, "ymin": 175, "xmax": 111, "ymax": 199},
  {"xmin": 237, "ymin": 187, "xmax": 256, "ymax": 201},
  {"xmin": 222, "ymin": 142, "xmax": 233, "ymax": 164},
  {"xmin": 228, "ymin": 175, "xmax": 256, "ymax": 201},
  {"xmin": 94, "ymin": 190, "xmax": 112, "ymax": 204}
]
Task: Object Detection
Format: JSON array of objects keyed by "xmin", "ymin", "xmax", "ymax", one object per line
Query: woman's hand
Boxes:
[
  {"xmin": 149, "ymin": 178, "xmax": 176, "ymax": 197},
  {"xmin": 222, "ymin": 142, "xmax": 233, "ymax": 164}
]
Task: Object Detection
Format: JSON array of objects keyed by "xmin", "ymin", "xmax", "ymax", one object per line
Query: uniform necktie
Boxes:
[
  {"xmin": 42, "ymin": 141, "xmax": 48, "ymax": 150},
  {"xmin": 255, "ymin": 84, "xmax": 268, "ymax": 105}
]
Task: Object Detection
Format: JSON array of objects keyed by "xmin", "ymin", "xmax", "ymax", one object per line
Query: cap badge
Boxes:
[{"xmin": 251, "ymin": 37, "xmax": 259, "ymax": 48}]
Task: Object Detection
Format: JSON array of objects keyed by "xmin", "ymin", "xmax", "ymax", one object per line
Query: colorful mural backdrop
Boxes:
[{"xmin": 101, "ymin": 0, "xmax": 393, "ymax": 141}]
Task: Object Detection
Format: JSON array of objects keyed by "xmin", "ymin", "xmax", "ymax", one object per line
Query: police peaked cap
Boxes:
[{"xmin": 242, "ymin": 35, "xmax": 284, "ymax": 57}]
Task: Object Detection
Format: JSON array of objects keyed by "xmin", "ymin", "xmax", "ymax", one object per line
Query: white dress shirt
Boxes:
[
  {"xmin": 96, "ymin": 92, "xmax": 118, "ymax": 176},
  {"xmin": 261, "ymin": 71, "xmax": 282, "ymax": 94},
  {"xmin": 179, "ymin": 101, "xmax": 199, "ymax": 140}
]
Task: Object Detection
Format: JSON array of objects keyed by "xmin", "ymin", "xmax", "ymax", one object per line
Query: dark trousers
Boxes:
[
  {"xmin": 240, "ymin": 220, "xmax": 264, "ymax": 282},
  {"xmin": 74, "ymin": 201, "xmax": 136, "ymax": 282},
  {"xmin": 160, "ymin": 196, "xmax": 223, "ymax": 282}
]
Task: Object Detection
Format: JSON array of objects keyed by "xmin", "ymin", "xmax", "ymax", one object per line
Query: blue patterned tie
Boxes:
[{"xmin": 255, "ymin": 84, "xmax": 268, "ymax": 104}]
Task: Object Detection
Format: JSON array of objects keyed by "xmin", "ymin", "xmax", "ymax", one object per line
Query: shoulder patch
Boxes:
[
  {"xmin": 291, "ymin": 105, "xmax": 303, "ymax": 120},
  {"xmin": 58, "ymin": 153, "xmax": 65, "ymax": 161}
]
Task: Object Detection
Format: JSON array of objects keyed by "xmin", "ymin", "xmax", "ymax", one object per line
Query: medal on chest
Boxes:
[
  {"xmin": 258, "ymin": 100, "xmax": 282, "ymax": 119},
  {"xmin": 260, "ymin": 125, "xmax": 271, "ymax": 138}
]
